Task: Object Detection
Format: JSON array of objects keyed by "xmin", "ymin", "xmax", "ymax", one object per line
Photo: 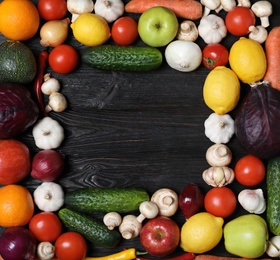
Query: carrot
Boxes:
[
  {"xmin": 195, "ymin": 255, "xmax": 272, "ymax": 260},
  {"xmin": 125, "ymin": 0, "xmax": 203, "ymax": 20},
  {"xmin": 263, "ymin": 26, "xmax": 280, "ymax": 91}
]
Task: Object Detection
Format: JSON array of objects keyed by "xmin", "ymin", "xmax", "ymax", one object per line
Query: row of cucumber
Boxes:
[{"xmin": 59, "ymin": 187, "xmax": 149, "ymax": 248}]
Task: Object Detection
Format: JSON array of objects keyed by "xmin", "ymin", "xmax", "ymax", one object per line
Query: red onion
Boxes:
[
  {"xmin": 0, "ymin": 227, "xmax": 36, "ymax": 260},
  {"xmin": 31, "ymin": 149, "xmax": 64, "ymax": 182}
]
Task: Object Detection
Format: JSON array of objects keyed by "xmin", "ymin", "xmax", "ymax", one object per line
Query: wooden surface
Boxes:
[{"xmin": 1, "ymin": 0, "xmax": 280, "ymax": 257}]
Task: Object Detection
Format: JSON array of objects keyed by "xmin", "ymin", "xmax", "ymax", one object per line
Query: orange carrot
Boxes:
[
  {"xmin": 263, "ymin": 26, "xmax": 280, "ymax": 91},
  {"xmin": 125, "ymin": 0, "xmax": 203, "ymax": 20},
  {"xmin": 195, "ymin": 255, "xmax": 272, "ymax": 260}
]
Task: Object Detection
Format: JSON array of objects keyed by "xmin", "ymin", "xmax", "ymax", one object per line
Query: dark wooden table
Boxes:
[{"xmin": 1, "ymin": 0, "xmax": 280, "ymax": 257}]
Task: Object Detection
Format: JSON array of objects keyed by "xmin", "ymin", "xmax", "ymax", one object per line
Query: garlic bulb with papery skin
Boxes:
[
  {"xmin": 202, "ymin": 166, "xmax": 234, "ymax": 187},
  {"xmin": 238, "ymin": 189, "xmax": 266, "ymax": 214},
  {"xmin": 266, "ymin": 235, "xmax": 280, "ymax": 257}
]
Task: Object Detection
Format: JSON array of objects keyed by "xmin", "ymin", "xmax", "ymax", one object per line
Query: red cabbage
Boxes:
[
  {"xmin": 0, "ymin": 83, "xmax": 39, "ymax": 139},
  {"xmin": 0, "ymin": 227, "xmax": 36, "ymax": 260},
  {"xmin": 235, "ymin": 82, "xmax": 280, "ymax": 159}
]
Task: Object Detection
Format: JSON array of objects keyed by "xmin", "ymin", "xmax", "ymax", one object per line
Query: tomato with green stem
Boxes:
[
  {"xmin": 49, "ymin": 44, "xmax": 79, "ymax": 74},
  {"xmin": 234, "ymin": 155, "xmax": 266, "ymax": 186},
  {"xmin": 225, "ymin": 6, "xmax": 256, "ymax": 36},
  {"xmin": 29, "ymin": 212, "xmax": 62, "ymax": 242},
  {"xmin": 112, "ymin": 16, "xmax": 139, "ymax": 46},
  {"xmin": 37, "ymin": 0, "xmax": 67, "ymax": 21},
  {"xmin": 202, "ymin": 43, "xmax": 229, "ymax": 70},
  {"xmin": 55, "ymin": 232, "xmax": 87, "ymax": 260},
  {"xmin": 204, "ymin": 186, "xmax": 237, "ymax": 218}
]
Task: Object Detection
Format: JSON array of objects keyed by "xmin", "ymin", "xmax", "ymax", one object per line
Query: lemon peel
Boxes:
[
  {"xmin": 229, "ymin": 37, "xmax": 267, "ymax": 85},
  {"xmin": 71, "ymin": 13, "xmax": 111, "ymax": 47},
  {"xmin": 180, "ymin": 212, "xmax": 224, "ymax": 254},
  {"xmin": 203, "ymin": 66, "xmax": 240, "ymax": 115}
]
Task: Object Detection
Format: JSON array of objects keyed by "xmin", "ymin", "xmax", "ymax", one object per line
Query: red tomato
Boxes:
[
  {"xmin": 111, "ymin": 17, "xmax": 139, "ymax": 46},
  {"xmin": 37, "ymin": 0, "xmax": 67, "ymax": 21},
  {"xmin": 225, "ymin": 6, "xmax": 256, "ymax": 36},
  {"xmin": 234, "ymin": 155, "xmax": 265, "ymax": 186},
  {"xmin": 55, "ymin": 232, "xmax": 87, "ymax": 260},
  {"xmin": 202, "ymin": 43, "xmax": 229, "ymax": 70},
  {"xmin": 29, "ymin": 212, "xmax": 62, "ymax": 242},
  {"xmin": 204, "ymin": 187, "xmax": 237, "ymax": 218},
  {"xmin": 49, "ymin": 44, "xmax": 79, "ymax": 74}
]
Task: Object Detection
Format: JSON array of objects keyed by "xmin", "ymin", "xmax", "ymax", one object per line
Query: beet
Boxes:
[{"xmin": 0, "ymin": 83, "xmax": 39, "ymax": 139}]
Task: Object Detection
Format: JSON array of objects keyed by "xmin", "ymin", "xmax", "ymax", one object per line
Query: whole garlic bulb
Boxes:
[
  {"xmin": 202, "ymin": 166, "xmax": 235, "ymax": 187},
  {"xmin": 238, "ymin": 189, "xmax": 266, "ymax": 214}
]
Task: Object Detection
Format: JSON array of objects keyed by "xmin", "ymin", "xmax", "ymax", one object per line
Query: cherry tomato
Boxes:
[
  {"xmin": 55, "ymin": 232, "xmax": 87, "ymax": 260},
  {"xmin": 37, "ymin": 0, "xmax": 67, "ymax": 21},
  {"xmin": 111, "ymin": 17, "xmax": 139, "ymax": 46},
  {"xmin": 225, "ymin": 6, "xmax": 256, "ymax": 36},
  {"xmin": 202, "ymin": 43, "xmax": 229, "ymax": 70},
  {"xmin": 49, "ymin": 44, "xmax": 79, "ymax": 74},
  {"xmin": 29, "ymin": 212, "xmax": 62, "ymax": 242},
  {"xmin": 204, "ymin": 187, "xmax": 237, "ymax": 218},
  {"xmin": 234, "ymin": 155, "xmax": 265, "ymax": 186}
]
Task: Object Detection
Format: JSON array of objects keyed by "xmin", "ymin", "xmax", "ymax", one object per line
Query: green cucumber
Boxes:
[
  {"xmin": 81, "ymin": 45, "xmax": 162, "ymax": 71},
  {"xmin": 58, "ymin": 208, "xmax": 121, "ymax": 248},
  {"xmin": 64, "ymin": 187, "xmax": 149, "ymax": 214},
  {"xmin": 267, "ymin": 156, "xmax": 280, "ymax": 235}
]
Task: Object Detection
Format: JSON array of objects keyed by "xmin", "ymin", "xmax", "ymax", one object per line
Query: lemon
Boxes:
[
  {"xmin": 203, "ymin": 66, "xmax": 240, "ymax": 115},
  {"xmin": 70, "ymin": 13, "xmax": 111, "ymax": 46},
  {"xmin": 180, "ymin": 212, "xmax": 224, "ymax": 254},
  {"xmin": 229, "ymin": 37, "xmax": 267, "ymax": 84}
]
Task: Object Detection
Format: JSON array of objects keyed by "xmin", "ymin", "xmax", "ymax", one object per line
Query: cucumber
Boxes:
[
  {"xmin": 64, "ymin": 187, "xmax": 149, "ymax": 214},
  {"xmin": 58, "ymin": 208, "xmax": 121, "ymax": 248},
  {"xmin": 81, "ymin": 45, "xmax": 162, "ymax": 71},
  {"xmin": 267, "ymin": 156, "xmax": 280, "ymax": 235}
]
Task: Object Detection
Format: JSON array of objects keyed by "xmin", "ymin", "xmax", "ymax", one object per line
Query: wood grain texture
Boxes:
[{"xmin": 0, "ymin": 0, "xmax": 279, "ymax": 257}]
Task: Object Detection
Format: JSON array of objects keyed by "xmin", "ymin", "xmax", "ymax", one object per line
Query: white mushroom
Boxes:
[
  {"xmin": 103, "ymin": 212, "xmax": 122, "ymax": 230},
  {"xmin": 176, "ymin": 20, "xmax": 199, "ymax": 42},
  {"xmin": 248, "ymin": 25, "xmax": 268, "ymax": 44},
  {"xmin": 205, "ymin": 143, "xmax": 232, "ymax": 167},
  {"xmin": 251, "ymin": 1, "xmax": 273, "ymax": 28},
  {"xmin": 237, "ymin": 0, "xmax": 251, "ymax": 8},
  {"xmin": 118, "ymin": 201, "xmax": 159, "ymax": 239},
  {"xmin": 118, "ymin": 215, "xmax": 142, "ymax": 239},
  {"xmin": 37, "ymin": 242, "xmax": 55, "ymax": 260},
  {"xmin": 215, "ymin": 0, "xmax": 236, "ymax": 12},
  {"xmin": 67, "ymin": 0, "xmax": 95, "ymax": 22},
  {"xmin": 201, "ymin": 0, "xmax": 221, "ymax": 16},
  {"xmin": 151, "ymin": 188, "xmax": 178, "ymax": 217},
  {"xmin": 41, "ymin": 74, "xmax": 61, "ymax": 95},
  {"xmin": 45, "ymin": 92, "xmax": 68, "ymax": 113}
]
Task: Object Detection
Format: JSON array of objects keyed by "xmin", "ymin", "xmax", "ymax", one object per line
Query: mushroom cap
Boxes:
[{"xmin": 251, "ymin": 0, "xmax": 273, "ymax": 16}]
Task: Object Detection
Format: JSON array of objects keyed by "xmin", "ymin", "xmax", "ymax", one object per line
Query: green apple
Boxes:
[
  {"xmin": 224, "ymin": 214, "xmax": 268, "ymax": 258},
  {"xmin": 138, "ymin": 6, "xmax": 179, "ymax": 47}
]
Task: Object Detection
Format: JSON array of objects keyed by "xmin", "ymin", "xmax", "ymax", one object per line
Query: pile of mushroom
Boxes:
[{"xmin": 103, "ymin": 188, "xmax": 179, "ymax": 240}]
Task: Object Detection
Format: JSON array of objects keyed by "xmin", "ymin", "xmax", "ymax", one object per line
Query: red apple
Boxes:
[
  {"xmin": 140, "ymin": 216, "xmax": 180, "ymax": 257},
  {"xmin": 0, "ymin": 139, "xmax": 31, "ymax": 185}
]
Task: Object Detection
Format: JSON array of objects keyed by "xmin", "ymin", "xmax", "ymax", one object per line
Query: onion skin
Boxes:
[
  {"xmin": 40, "ymin": 18, "xmax": 70, "ymax": 47},
  {"xmin": 235, "ymin": 82, "xmax": 280, "ymax": 159},
  {"xmin": 31, "ymin": 149, "xmax": 65, "ymax": 182},
  {"xmin": 0, "ymin": 227, "xmax": 36, "ymax": 260}
]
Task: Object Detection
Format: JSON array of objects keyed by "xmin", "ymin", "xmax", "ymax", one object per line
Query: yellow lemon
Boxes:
[
  {"xmin": 180, "ymin": 212, "xmax": 224, "ymax": 254},
  {"xmin": 71, "ymin": 13, "xmax": 111, "ymax": 46},
  {"xmin": 229, "ymin": 37, "xmax": 267, "ymax": 84},
  {"xmin": 203, "ymin": 66, "xmax": 240, "ymax": 115}
]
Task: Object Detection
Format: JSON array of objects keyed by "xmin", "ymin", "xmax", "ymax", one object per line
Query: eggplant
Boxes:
[
  {"xmin": 235, "ymin": 82, "xmax": 280, "ymax": 159},
  {"xmin": 0, "ymin": 83, "xmax": 39, "ymax": 139}
]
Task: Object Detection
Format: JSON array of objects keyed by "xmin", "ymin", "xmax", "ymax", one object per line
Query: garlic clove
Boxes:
[
  {"xmin": 202, "ymin": 166, "xmax": 234, "ymax": 187},
  {"xmin": 238, "ymin": 188, "xmax": 266, "ymax": 214}
]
